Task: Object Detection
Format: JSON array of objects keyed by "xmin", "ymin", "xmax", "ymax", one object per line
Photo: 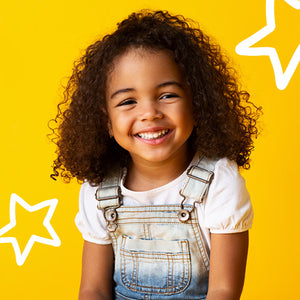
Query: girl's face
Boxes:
[{"xmin": 105, "ymin": 48, "xmax": 194, "ymax": 168}]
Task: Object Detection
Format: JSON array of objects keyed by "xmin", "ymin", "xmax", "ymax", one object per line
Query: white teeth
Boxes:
[{"xmin": 138, "ymin": 129, "xmax": 169, "ymax": 140}]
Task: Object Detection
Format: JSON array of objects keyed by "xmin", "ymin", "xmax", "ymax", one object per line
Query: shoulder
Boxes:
[
  {"xmin": 77, "ymin": 181, "xmax": 100, "ymax": 225},
  {"xmin": 78, "ymin": 181, "xmax": 100, "ymax": 213},
  {"xmin": 203, "ymin": 157, "xmax": 253, "ymax": 233},
  {"xmin": 214, "ymin": 157, "xmax": 240, "ymax": 175},
  {"xmin": 211, "ymin": 157, "xmax": 246, "ymax": 191},
  {"xmin": 76, "ymin": 181, "xmax": 112, "ymax": 244},
  {"xmin": 79, "ymin": 181, "xmax": 98, "ymax": 201},
  {"xmin": 195, "ymin": 156, "xmax": 242, "ymax": 186}
]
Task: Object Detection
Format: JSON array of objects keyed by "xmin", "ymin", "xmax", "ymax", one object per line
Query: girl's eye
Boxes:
[
  {"xmin": 160, "ymin": 93, "xmax": 178, "ymax": 100},
  {"xmin": 117, "ymin": 99, "xmax": 136, "ymax": 106}
]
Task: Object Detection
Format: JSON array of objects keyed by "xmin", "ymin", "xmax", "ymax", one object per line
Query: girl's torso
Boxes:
[
  {"xmin": 75, "ymin": 155, "xmax": 253, "ymax": 299},
  {"xmin": 96, "ymin": 156, "xmax": 215, "ymax": 299}
]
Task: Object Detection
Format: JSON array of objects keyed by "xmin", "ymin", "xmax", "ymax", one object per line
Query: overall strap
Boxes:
[
  {"xmin": 181, "ymin": 156, "xmax": 216, "ymax": 203},
  {"xmin": 95, "ymin": 168, "xmax": 123, "ymax": 232},
  {"xmin": 177, "ymin": 156, "xmax": 216, "ymax": 223},
  {"xmin": 95, "ymin": 156, "xmax": 217, "ymax": 227},
  {"xmin": 95, "ymin": 169, "xmax": 123, "ymax": 210}
]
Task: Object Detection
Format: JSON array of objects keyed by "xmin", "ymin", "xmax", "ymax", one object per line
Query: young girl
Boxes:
[{"xmin": 51, "ymin": 10, "xmax": 260, "ymax": 300}]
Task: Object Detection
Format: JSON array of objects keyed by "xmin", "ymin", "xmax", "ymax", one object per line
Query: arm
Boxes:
[
  {"xmin": 206, "ymin": 231, "xmax": 249, "ymax": 300},
  {"xmin": 78, "ymin": 241, "xmax": 114, "ymax": 300}
]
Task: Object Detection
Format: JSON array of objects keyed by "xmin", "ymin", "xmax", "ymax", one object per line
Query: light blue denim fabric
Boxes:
[
  {"xmin": 96, "ymin": 156, "xmax": 216, "ymax": 299},
  {"xmin": 109, "ymin": 205, "xmax": 209, "ymax": 299}
]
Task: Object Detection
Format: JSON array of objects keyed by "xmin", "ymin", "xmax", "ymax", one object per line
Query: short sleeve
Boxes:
[
  {"xmin": 75, "ymin": 182, "xmax": 111, "ymax": 244},
  {"xmin": 203, "ymin": 158, "xmax": 253, "ymax": 233}
]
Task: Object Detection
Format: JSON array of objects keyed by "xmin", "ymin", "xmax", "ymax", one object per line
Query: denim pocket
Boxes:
[{"xmin": 119, "ymin": 235, "xmax": 191, "ymax": 295}]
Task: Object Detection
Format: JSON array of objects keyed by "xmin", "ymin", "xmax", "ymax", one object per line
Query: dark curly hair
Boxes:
[{"xmin": 49, "ymin": 9, "xmax": 261, "ymax": 185}]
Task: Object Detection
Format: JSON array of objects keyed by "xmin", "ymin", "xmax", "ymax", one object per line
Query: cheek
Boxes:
[
  {"xmin": 181, "ymin": 110, "xmax": 195, "ymax": 136},
  {"xmin": 109, "ymin": 112, "xmax": 132, "ymax": 135},
  {"xmin": 178, "ymin": 103, "xmax": 194, "ymax": 124}
]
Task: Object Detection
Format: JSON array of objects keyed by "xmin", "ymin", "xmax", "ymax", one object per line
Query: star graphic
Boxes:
[
  {"xmin": 0, "ymin": 193, "xmax": 61, "ymax": 266},
  {"xmin": 235, "ymin": 0, "xmax": 300, "ymax": 90}
]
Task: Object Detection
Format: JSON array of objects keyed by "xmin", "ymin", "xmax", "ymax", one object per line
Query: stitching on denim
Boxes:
[
  {"xmin": 167, "ymin": 254, "xmax": 174, "ymax": 290},
  {"xmin": 191, "ymin": 222, "xmax": 209, "ymax": 272},
  {"xmin": 117, "ymin": 204, "xmax": 187, "ymax": 210},
  {"xmin": 114, "ymin": 206, "xmax": 207, "ymax": 297},
  {"xmin": 117, "ymin": 214, "xmax": 197, "ymax": 219},
  {"xmin": 193, "ymin": 210, "xmax": 209, "ymax": 270},
  {"xmin": 116, "ymin": 218, "xmax": 197, "ymax": 224},
  {"xmin": 143, "ymin": 224, "xmax": 151, "ymax": 240},
  {"xmin": 120, "ymin": 255, "xmax": 189, "ymax": 293},
  {"xmin": 120, "ymin": 249, "xmax": 190, "ymax": 260},
  {"xmin": 133, "ymin": 251, "xmax": 137, "ymax": 291},
  {"xmin": 116, "ymin": 207, "xmax": 194, "ymax": 215},
  {"xmin": 148, "ymin": 224, "xmax": 152, "ymax": 240},
  {"xmin": 111, "ymin": 231, "xmax": 117, "ymax": 252},
  {"xmin": 117, "ymin": 216, "xmax": 197, "ymax": 221},
  {"xmin": 120, "ymin": 240, "xmax": 190, "ymax": 294}
]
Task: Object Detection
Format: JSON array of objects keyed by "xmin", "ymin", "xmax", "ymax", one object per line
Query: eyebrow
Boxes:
[
  {"xmin": 110, "ymin": 81, "xmax": 184, "ymax": 99},
  {"xmin": 157, "ymin": 81, "xmax": 184, "ymax": 89},
  {"xmin": 110, "ymin": 88, "xmax": 135, "ymax": 99}
]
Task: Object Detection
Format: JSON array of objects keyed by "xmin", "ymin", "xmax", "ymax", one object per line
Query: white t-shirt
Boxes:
[{"xmin": 75, "ymin": 157, "xmax": 253, "ymax": 249}]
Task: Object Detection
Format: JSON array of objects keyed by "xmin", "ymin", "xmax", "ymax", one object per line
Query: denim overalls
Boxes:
[{"xmin": 96, "ymin": 157, "xmax": 216, "ymax": 300}]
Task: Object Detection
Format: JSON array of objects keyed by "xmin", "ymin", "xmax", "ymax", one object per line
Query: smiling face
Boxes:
[{"xmin": 105, "ymin": 48, "xmax": 194, "ymax": 169}]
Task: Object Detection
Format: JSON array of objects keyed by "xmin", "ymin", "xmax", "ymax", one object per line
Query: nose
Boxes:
[{"xmin": 139, "ymin": 100, "xmax": 163, "ymax": 121}]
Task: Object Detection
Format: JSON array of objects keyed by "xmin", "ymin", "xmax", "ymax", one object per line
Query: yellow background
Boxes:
[{"xmin": 1, "ymin": 0, "xmax": 299, "ymax": 298}]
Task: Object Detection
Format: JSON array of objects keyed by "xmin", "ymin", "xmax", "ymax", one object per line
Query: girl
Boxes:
[{"xmin": 51, "ymin": 10, "xmax": 260, "ymax": 300}]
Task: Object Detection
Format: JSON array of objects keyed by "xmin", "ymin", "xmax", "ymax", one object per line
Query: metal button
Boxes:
[
  {"xmin": 178, "ymin": 209, "xmax": 190, "ymax": 222},
  {"xmin": 105, "ymin": 208, "xmax": 117, "ymax": 222}
]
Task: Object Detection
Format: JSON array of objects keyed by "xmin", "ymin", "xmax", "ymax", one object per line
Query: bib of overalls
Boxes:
[{"xmin": 96, "ymin": 156, "xmax": 216, "ymax": 300}]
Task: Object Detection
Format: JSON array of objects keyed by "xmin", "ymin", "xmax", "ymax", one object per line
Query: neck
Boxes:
[{"xmin": 125, "ymin": 150, "xmax": 194, "ymax": 191}]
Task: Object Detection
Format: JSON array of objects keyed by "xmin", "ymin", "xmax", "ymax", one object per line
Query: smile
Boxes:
[{"xmin": 137, "ymin": 129, "xmax": 170, "ymax": 140}]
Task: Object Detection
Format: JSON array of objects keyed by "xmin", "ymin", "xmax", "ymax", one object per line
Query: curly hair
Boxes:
[{"xmin": 49, "ymin": 9, "xmax": 261, "ymax": 185}]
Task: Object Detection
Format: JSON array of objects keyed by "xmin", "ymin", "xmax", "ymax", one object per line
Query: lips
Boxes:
[
  {"xmin": 134, "ymin": 128, "xmax": 172, "ymax": 145},
  {"xmin": 136, "ymin": 129, "xmax": 170, "ymax": 140}
]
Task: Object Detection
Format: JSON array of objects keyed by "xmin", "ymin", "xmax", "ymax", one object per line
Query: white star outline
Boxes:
[
  {"xmin": 235, "ymin": 0, "xmax": 300, "ymax": 90},
  {"xmin": 0, "ymin": 193, "xmax": 61, "ymax": 266}
]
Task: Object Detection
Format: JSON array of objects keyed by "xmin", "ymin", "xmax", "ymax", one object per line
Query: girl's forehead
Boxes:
[{"xmin": 108, "ymin": 48, "xmax": 182, "ymax": 81}]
